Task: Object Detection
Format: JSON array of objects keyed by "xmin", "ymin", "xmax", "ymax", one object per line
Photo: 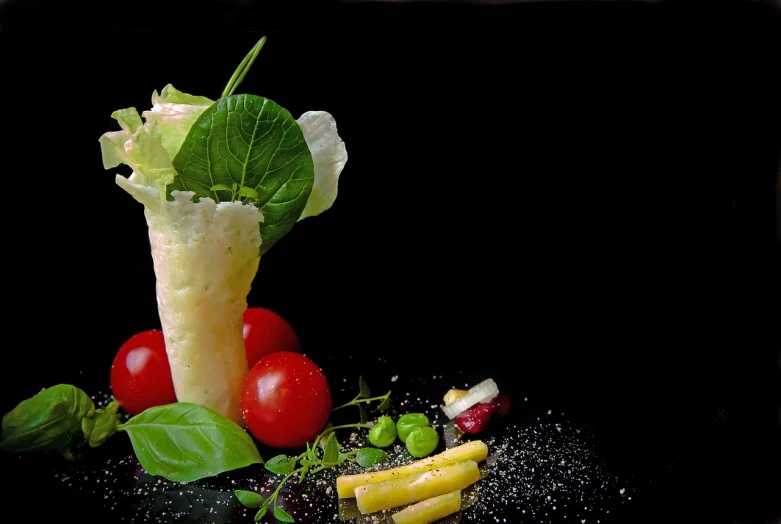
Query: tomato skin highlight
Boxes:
[
  {"xmin": 240, "ymin": 351, "xmax": 332, "ymax": 449},
  {"xmin": 243, "ymin": 307, "xmax": 302, "ymax": 369},
  {"xmin": 110, "ymin": 329, "xmax": 177, "ymax": 415}
]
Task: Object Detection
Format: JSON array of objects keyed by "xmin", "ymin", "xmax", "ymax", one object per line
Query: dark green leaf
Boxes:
[
  {"xmin": 358, "ymin": 376, "xmax": 371, "ymax": 399},
  {"xmin": 355, "ymin": 447, "xmax": 388, "ymax": 468},
  {"xmin": 254, "ymin": 506, "xmax": 267, "ymax": 522},
  {"xmin": 234, "ymin": 489, "xmax": 265, "ymax": 508},
  {"xmin": 274, "ymin": 504, "xmax": 295, "ymax": 523},
  {"xmin": 1, "ymin": 384, "xmax": 95, "ymax": 453},
  {"xmin": 322, "ymin": 432, "xmax": 339, "ymax": 466},
  {"xmin": 378, "ymin": 392, "xmax": 392, "ymax": 411},
  {"xmin": 265, "ymin": 454, "xmax": 297, "ymax": 475},
  {"xmin": 358, "ymin": 404, "xmax": 368, "ymax": 425},
  {"xmin": 171, "ymin": 94, "xmax": 315, "ymax": 255},
  {"xmin": 118, "ymin": 402, "xmax": 263, "ymax": 482}
]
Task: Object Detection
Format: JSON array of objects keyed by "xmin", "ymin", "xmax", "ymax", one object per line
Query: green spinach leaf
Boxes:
[{"xmin": 171, "ymin": 94, "xmax": 315, "ymax": 254}]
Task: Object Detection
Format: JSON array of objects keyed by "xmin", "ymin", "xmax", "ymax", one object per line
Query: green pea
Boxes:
[
  {"xmin": 368, "ymin": 416, "xmax": 397, "ymax": 448},
  {"xmin": 405, "ymin": 426, "xmax": 439, "ymax": 458},
  {"xmin": 396, "ymin": 413, "xmax": 429, "ymax": 443}
]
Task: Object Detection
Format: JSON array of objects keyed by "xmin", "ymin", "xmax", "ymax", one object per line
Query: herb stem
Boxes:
[
  {"xmin": 325, "ymin": 423, "xmax": 371, "ymax": 432},
  {"xmin": 332, "ymin": 393, "xmax": 391, "ymax": 412},
  {"xmin": 222, "ymin": 36, "xmax": 267, "ymax": 98}
]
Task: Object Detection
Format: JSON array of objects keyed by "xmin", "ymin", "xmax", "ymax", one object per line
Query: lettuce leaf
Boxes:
[{"xmin": 297, "ymin": 111, "xmax": 348, "ymax": 221}]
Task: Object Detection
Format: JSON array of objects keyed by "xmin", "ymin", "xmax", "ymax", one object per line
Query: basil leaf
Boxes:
[
  {"xmin": 234, "ymin": 489, "xmax": 265, "ymax": 508},
  {"xmin": 118, "ymin": 402, "xmax": 263, "ymax": 482},
  {"xmin": 1, "ymin": 384, "xmax": 95, "ymax": 453},
  {"xmin": 254, "ymin": 506, "xmax": 267, "ymax": 522},
  {"xmin": 171, "ymin": 94, "xmax": 315, "ymax": 255},
  {"xmin": 356, "ymin": 447, "xmax": 388, "ymax": 468},
  {"xmin": 273, "ymin": 504, "xmax": 295, "ymax": 523}
]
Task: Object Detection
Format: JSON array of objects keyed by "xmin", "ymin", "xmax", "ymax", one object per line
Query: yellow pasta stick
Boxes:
[
  {"xmin": 336, "ymin": 440, "xmax": 488, "ymax": 498},
  {"xmin": 355, "ymin": 460, "xmax": 479, "ymax": 514},
  {"xmin": 392, "ymin": 490, "xmax": 462, "ymax": 524}
]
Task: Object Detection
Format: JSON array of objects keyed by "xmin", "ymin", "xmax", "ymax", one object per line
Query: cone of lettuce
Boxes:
[{"xmin": 99, "ymin": 40, "xmax": 347, "ymax": 425}]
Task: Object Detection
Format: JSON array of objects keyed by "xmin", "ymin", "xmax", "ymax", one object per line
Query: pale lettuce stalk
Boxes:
[{"xmin": 101, "ymin": 84, "xmax": 346, "ymax": 425}]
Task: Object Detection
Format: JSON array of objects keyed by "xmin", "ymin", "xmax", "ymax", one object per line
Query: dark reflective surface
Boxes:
[
  {"xmin": 1, "ymin": 1, "xmax": 780, "ymax": 523},
  {"xmin": 0, "ymin": 366, "xmax": 723, "ymax": 523}
]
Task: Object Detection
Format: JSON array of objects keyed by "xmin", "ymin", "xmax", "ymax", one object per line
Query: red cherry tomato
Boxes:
[
  {"xmin": 240, "ymin": 351, "xmax": 332, "ymax": 449},
  {"xmin": 110, "ymin": 329, "xmax": 177, "ymax": 415},
  {"xmin": 243, "ymin": 307, "xmax": 302, "ymax": 369}
]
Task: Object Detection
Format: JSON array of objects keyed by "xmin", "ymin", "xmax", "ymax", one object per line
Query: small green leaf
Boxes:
[
  {"xmin": 356, "ymin": 447, "xmax": 388, "ymax": 468},
  {"xmin": 171, "ymin": 94, "xmax": 315, "ymax": 255},
  {"xmin": 118, "ymin": 402, "xmax": 263, "ymax": 482},
  {"xmin": 378, "ymin": 392, "xmax": 392, "ymax": 411},
  {"xmin": 235, "ymin": 489, "xmax": 265, "ymax": 508},
  {"xmin": 254, "ymin": 506, "xmax": 267, "ymax": 522},
  {"xmin": 274, "ymin": 504, "xmax": 295, "ymax": 523},
  {"xmin": 322, "ymin": 432, "xmax": 339, "ymax": 466},
  {"xmin": 265, "ymin": 454, "xmax": 297, "ymax": 476},
  {"xmin": 322, "ymin": 429, "xmax": 340, "ymax": 451},
  {"xmin": 210, "ymin": 184, "xmax": 233, "ymax": 192},
  {"xmin": 238, "ymin": 186, "xmax": 259, "ymax": 199},
  {"xmin": 1, "ymin": 384, "xmax": 95, "ymax": 453},
  {"xmin": 358, "ymin": 404, "xmax": 368, "ymax": 425},
  {"xmin": 305, "ymin": 441, "xmax": 317, "ymax": 461},
  {"xmin": 358, "ymin": 376, "xmax": 371, "ymax": 399}
]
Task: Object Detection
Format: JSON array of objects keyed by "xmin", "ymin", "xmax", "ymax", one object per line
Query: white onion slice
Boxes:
[{"xmin": 441, "ymin": 378, "xmax": 499, "ymax": 419}]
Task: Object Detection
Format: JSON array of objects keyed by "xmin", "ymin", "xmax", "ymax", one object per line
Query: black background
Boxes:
[{"xmin": 1, "ymin": 1, "xmax": 780, "ymax": 523}]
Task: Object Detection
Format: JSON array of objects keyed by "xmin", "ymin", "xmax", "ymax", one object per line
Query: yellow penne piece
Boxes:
[
  {"xmin": 355, "ymin": 460, "xmax": 479, "ymax": 515},
  {"xmin": 336, "ymin": 440, "xmax": 488, "ymax": 498},
  {"xmin": 392, "ymin": 490, "xmax": 462, "ymax": 524}
]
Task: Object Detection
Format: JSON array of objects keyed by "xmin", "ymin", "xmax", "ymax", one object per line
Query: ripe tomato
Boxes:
[
  {"xmin": 110, "ymin": 329, "xmax": 177, "ymax": 415},
  {"xmin": 240, "ymin": 351, "xmax": 332, "ymax": 449},
  {"xmin": 243, "ymin": 307, "xmax": 302, "ymax": 369}
]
